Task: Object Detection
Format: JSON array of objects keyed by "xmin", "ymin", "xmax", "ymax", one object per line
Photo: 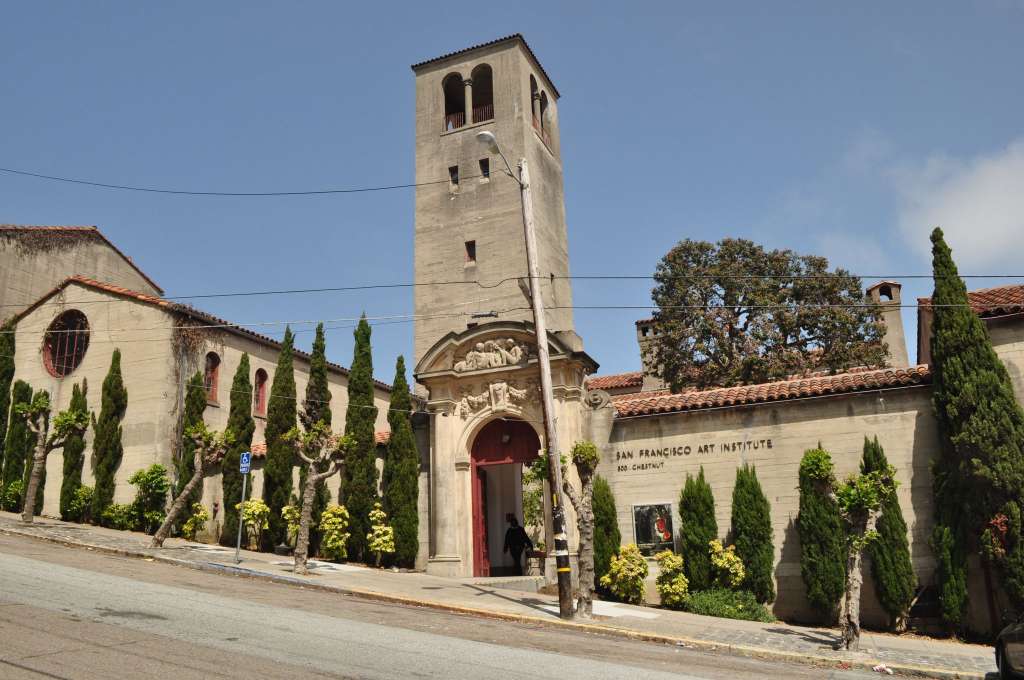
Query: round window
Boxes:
[{"xmin": 44, "ymin": 310, "xmax": 90, "ymax": 377}]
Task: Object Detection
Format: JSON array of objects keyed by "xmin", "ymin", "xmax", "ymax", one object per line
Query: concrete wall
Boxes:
[
  {"xmin": 0, "ymin": 232, "xmax": 160, "ymax": 320},
  {"xmin": 597, "ymin": 386, "xmax": 939, "ymax": 625},
  {"xmin": 412, "ymin": 39, "xmax": 574, "ymax": 367}
]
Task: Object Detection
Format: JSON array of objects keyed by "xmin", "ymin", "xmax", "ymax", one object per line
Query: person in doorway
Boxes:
[{"xmin": 503, "ymin": 515, "xmax": 533, "ymax": 575}]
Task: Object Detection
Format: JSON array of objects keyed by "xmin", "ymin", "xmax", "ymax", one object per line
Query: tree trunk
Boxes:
[
  {"xmin": 152, "ymin": 469, "xmax": 203, "ymax": 548},
  {"xmin": 293, "ymin": 465, "xmax": 319, "ymax": 575},
  {"xmin": 21, "ymin": 439, "xmax": 48, "ymax": 523},
  {"xmin": 840, "ymin": 511, "xmax": 880, "ymax": 651},
  {"xmin": 576, "ymin": 492, "xmax": 595, "ymax": 619}
]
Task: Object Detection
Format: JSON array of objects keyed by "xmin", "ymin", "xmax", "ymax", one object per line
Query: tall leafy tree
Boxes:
[
  {"xmin": 220, "ymin": 354, "xmax": 255, "ymax": 545},
  {"xmin": 382, "ymin": 356, "xmax": 419, "ymax": 568},
  {"xmin": 262, "ymin": 327, "xmax": 297, "ymax": 548},
  {"xmin": 797, "ymin": 446, "xmax": 846, "ymax": 621},
  {"xmin": 650, "ymin": 238, "xmax": 886, "ymax": 390},
  {"xmin": 91, "ymin": 350, "xmax": 128, "ymax": 523},
  {"xmin": 1, "ymin": 380, "xmax": 33, "ymax": 511},
  {"xmin": 731, "ymin": 464, "xmax": 775, "ymax": 603},
  {"xmin": 0, "ymin": 320, "xmax": 15, "ymax": 477},
  {"xmin": 59, "ymin": 380, "xmax": 89, "ymax": 521},
  {"xmin": 300, "ymin": 324, "xmax": 332, "ymax": 553},
  {"xmin": 928, "ymin": 227, "xmax": 1024, "ymax": 627},
  {"xmin": 861, "ymin": 437, "xmax": 916, "ymax": 629},
  {"xmin": 176, "ymin": 372, "xmax": 206, "ymax": 508},
  {"xmin": 343, "ymin": 315, "xmax": 379, "ymax": 562},
  {"xmin": 678, "ymin": 466, "xmax": 717, "ymax": 591},
  {"xmin": 592, "ymin": 475, "xmax": 621, "ymax": 591}
]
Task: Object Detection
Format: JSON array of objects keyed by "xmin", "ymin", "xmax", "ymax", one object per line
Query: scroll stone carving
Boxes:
[
  {"xmin": 453, "ymin": 338, "xmax": 529, "ymax": 372},
  {"xmin": 584, "ymin": 389, "xmax": 611, "ymax": 410}
]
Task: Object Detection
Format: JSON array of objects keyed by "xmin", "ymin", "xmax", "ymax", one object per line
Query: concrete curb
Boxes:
[{"xmin": 0, "ymin": 525, "xmax": 985, "ymax": 680}]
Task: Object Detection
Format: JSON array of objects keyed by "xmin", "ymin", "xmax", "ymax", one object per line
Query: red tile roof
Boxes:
[
  {"xmin": 918, "ymin": 284, "xmax": 1024, "ymax": 319},
  {"xmin": 15, "ymin": 276, "xmax": 395, "ymax": 392},
  {"xmin": 250, "ymin": 433, "xmax": 390, "ymax": 458},
  {"xmin": 0, "ymin": 224, "xmax": 163, "ymax": 295},
  {"xmin": 611, "ymin": 364, "xmax": 931, "ymax": 417},
  {"xmin": 410, "ymin": 34, "xmax": 560, "ymax": 98},
  {"xmin": 586, "ymin": 371, "xmax": 644, "ymax": 390}
]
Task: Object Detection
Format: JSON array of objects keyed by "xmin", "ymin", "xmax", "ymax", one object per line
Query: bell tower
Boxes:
[{"xmin": 411, "ymin": 35, "xmax": 575, "ymax": 367}]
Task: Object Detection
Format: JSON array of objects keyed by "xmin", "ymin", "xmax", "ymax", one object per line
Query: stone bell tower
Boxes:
[{"xmin": 410, "ymin": 34, "xmax": 575, "ymax": 366}]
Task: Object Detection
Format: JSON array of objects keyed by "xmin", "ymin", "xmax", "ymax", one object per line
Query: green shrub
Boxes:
[
  {"xmin": 593, "ymin": 475, "xmax": 621, "ymax": 591},
  {"xmin": 282, "ymin": 503, "xmax": 301, "ymax": 546},
  {"xmin": 600, "ymin": 543, "xmax": 648, "ymax": 604},
  {"xmin": 238, "ymin": 498, "xmax": 270, "ymax": 550},
  {"xmin": 709, "ymin": 539, "xmax": 745, "ymax": 589},
  {"xmin": 319, "ymin": 504, "xmax": 351, "ymax": 561},
  {"xmin": 2, "ymin": 480, "xmax": 24, "ymax": 511},
  {"xmin": 367, "ymin": 502, "xmax": 395, "ymax": 567},
  {"xmin": 679, "ymin": 467, "xmax": 717, "ymax": 591},
  {"xmin": 181, "ymin": 503, "xmax": 210, "ymax": 541},
  {"xmin": 654, "ymin": 550, "xmax": 689, "ymax": 609},
  {"xmin": 683, "ymin": 588, "xmax": 774, "ymax": 622},
  {"xmin": 102, "ymin": 503, "xmax": 136, "ymax": 531},
  {"xmin": 68, "ymin": 486, "xmax": 93, "ymax": 524},
  {"xmin": 797, "ymin": 446, "xmax": 846, "ymax": 620},
  {"xmin": 128, "ymin": 464, "xmax": 170, "ymax": 534}
]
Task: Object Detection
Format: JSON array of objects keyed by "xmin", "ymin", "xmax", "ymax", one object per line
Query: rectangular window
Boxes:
[
  {"xmin": 478, "ymin": 158, "xmax": 490, "ymax": 180},
  {"xmin": 448, "ymin": 165, "xmax": 459, "ymax": 188},
  {"xmin": 464, "ymin": 240, "xmax": 477, "ymax": 264}
]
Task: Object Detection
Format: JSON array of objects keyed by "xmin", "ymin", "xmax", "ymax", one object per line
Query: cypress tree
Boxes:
[
  {"xmin": 678, "ymin": 466, "xmax": 717, "ymax": 591},
  {"xmin": 797, "ymin": 446, "xmax": 846, "ymax": 621},
  {"xmin": 176, "ymin": 372, "xmax": 207, "ymax": 508},
  {"xmin": 220, "ymin": 354, "xmax": 255, "ymax": 545},
  {"xmin": 0, "ymin": 319, "xmax": 15, "ymax": 477},
  {"xmin": 731, "ymin": 464, "xmax": 775, "ymax": 604},
  {"xmin": 928, "ymin": 227, "xmax": 1024, "ymax": 625},
  {"xmin": 262, "ymin": 327, "xmax": 297, "ymax": 548},
  {"xmin": 60, "ymin": 380, "xmax": 89, "ymax": 521},
  {"xmin": 381, "ymin": 356, "xmax": 419, "ymax": 568},
  {"xmin": 861, "ymin": 437, "xmax": 916, "ymax": 628},
  {"xmin": 343, "ymin": 315, "xmax": 379, "ymax": 562},
  {"xmin": 1, "ymin": 380, "xmax": 33, "ymax": 511},
  {"xmin": 91, "ymin": 350, "xmax": 127, "ymax": 522},
  {"xmin": 592, "ymin": 474, "xmax": 621, "ymax": 590},
  {"xmin": 300, "ymin": 324, "xmax": 332, "ymax": 553}
]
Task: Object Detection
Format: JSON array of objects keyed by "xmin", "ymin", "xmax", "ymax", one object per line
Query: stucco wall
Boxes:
[{"xmin": 0, "ymin": 234, "xmax": 160, "ymax": 320}]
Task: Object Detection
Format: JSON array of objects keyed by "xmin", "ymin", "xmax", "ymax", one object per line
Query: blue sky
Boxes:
[{"xmin": 3, "ymin": 2, "xmax": 1023, "ymax": 379}]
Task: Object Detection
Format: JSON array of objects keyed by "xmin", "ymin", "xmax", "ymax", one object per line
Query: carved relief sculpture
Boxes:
[
  {"xmin": 453, "ymin": 338, "xmax": 529, "ymax": 372},
  {"xmin": 459, "ymin": 379, "xmax": 534, "ymax": 418}
]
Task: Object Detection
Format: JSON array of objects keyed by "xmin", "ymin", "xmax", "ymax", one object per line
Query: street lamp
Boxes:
[{"xmin": 476, "ymin": 130, "xmax": 574, "ymax": 620}]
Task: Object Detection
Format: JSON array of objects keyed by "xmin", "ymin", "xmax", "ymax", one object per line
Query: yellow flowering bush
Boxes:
[
  {"xmin": 654, "ymin": 550, "xmax": 689, "ymax": 609},
  {"xmin": 367, "ymin": 502, "xmax": 396, "ymax": 566},
  {"xmin": 709, "ymin": 539, "xmax": 745, "ymax": 589},
  {"xmin": 600, "ymin": 544, "xmax": 649, "ymax": 604},
  {"xmin": 237, "ymin": 498, "xmax": 270, "ymax": 550},
  {"xmin": 181, "ymin": 503, "xmax": 210, "ymax": 541},
  {"xmin": 319, "ymin": 504, "xmax": 351, "ymax": 561},
  {"xmin": 281, "ymin": 504, "xmax": 301, "ymax": 546}
]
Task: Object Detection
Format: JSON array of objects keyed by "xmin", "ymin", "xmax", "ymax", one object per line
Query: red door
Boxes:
[
  {"xmin": 473, "ymin": 466, "xmax": 490, "ymax": 576},
  {"xmin": 470, "ymin": 419, "xmax": 540, "ymax": 577}
]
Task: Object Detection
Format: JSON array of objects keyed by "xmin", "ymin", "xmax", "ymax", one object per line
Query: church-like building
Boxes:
[{"xmin": 4, "ymin": 35, "xmax": 1024, "ymax": 633}]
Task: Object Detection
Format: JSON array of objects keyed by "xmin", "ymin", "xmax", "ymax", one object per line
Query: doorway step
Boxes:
[{"xmin": 462, "ymin": 575, "xmax": 546, "ymax": 593}]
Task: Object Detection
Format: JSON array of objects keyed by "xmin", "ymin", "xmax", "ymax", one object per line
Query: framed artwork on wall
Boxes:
[{"xmin": 632, "ymin": 503, "xmax": 674, "ymax": 556}]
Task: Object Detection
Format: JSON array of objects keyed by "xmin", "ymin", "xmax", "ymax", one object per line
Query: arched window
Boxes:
[
  {"xmin": 43, "ymin": 310, "xmax": 90, "ymax": 377},
  {"xmin": 529, "ymin": 75, "xmax": 540, "ymax": 129},
  {"xmin": 204, "ymin": 352, "xmax": 221, "ymax": 402},
  {"xmin": 253, "ymin": 368, "xmax": 268, "ymax": 417},
  {"xmin": 470, "ymin": 64, "xmax": 493, "ymax": 123},
  {"xmin": 538, "ymin": 91, "xmax": 551, "ymax": 144},
  {"xmin": 442, "ymin": 72, "xmax": 465, "ymax": 131}
]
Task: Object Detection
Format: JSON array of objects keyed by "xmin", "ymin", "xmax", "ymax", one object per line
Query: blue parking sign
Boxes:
[{"xmin": 239, "ymin": 452, "xmax": 251, "ymax": 474}]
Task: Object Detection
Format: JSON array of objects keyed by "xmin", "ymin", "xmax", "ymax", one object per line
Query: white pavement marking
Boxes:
[
  {"xmin": 537, "ymin": 600, "xmax": 661, "ymax": 619},
  {"xmin": 0, "ymin": 551, "xmax": 696, "ymax": 680}
]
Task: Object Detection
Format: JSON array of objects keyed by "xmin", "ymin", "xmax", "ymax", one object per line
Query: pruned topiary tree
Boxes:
[
  {"xmin": 797, "ymin": 446, "xmax": 846, "ymax": 622},
  {"xmin": 1, "ymin": 380, "xmax": 33, "ymax": 512},
  {"xmin": 381, "ymin": 356, "xmax": 419, "ymax": 568},
  {"xmin": 562, "ymin": 440, "xmax": 600, "ymax": 618},
  {"xmin": 59, "ymin": 380, "xmax": 88, "ymax": 521},
  {"xmin": 262, "ymin": 327, "xmax": 297, "ymax": 549},
  {"xmin": 91, "ymin": 350, "xmax": 127, "ymax": 523},
  {"xmin": 593, "ymin": 475, "xmax": 621, "ymax": 593},
  {"xmin": 342, "ymin": 315, "xmax": 378, "ymax": 562},
  {"xmin": 220, "ymin": 354, "xmax": 255, "ymax": 545},
  {"xmin": 679, "ymin": 466, "xmax": 717, "ymax": 591}
]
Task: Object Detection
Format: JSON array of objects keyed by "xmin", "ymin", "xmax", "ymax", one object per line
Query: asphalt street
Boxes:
[{"xmin": 0, "ymin": 533, "xmax": 885, "ymax": 679}]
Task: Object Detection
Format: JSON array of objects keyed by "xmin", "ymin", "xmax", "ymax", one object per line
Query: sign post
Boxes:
[{"xmin": 235, "ymin": 452, "xmax": 251, "ymax": 564}]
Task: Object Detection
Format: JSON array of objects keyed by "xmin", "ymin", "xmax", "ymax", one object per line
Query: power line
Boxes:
[{"xmin": 0, "ymin": 165, "xmax": 486, "ymax": 197}]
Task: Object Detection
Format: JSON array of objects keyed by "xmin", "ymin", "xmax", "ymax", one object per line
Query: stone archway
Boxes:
[{"xmin": 470, "ymin": 419, "xmax": 541, "ymax": 577}]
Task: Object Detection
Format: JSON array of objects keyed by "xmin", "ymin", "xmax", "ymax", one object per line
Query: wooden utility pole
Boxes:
[{"xmin": 518, "ymin": 158, "xmax": 574, "ymax": 619}]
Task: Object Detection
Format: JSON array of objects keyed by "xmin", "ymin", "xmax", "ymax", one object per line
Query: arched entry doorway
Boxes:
[{"xmin": 470, "ymin": 419, "xmax": 540, "ymax": 577}]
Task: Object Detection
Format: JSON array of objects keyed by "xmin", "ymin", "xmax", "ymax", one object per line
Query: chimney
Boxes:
[
  {"xmin": 866, "ymin": 281, "xmax": 909, "ymax": 368},
  {"xmin": 635, "ymin": 319, "xmax": 666, "ymax": 391}
]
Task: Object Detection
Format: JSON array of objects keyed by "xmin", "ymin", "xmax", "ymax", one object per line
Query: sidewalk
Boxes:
[{"xmin": 0, "ymin": 512, "xmax": 996, "ymax": 679}]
